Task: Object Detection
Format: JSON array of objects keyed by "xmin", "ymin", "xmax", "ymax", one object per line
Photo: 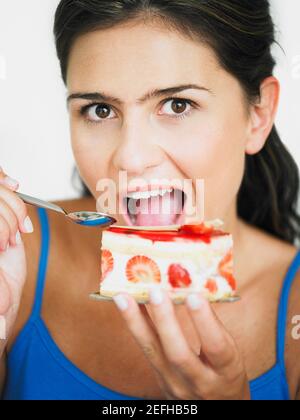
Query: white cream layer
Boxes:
[{"xmin": 100, "ymin": 232, "xmax": 234, "ymax": 300}]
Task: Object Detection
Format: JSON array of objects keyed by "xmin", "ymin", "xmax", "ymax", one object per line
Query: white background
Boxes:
[{"xmin": 0, "ymin": 0, "xmax": 299, "ymax": 201}]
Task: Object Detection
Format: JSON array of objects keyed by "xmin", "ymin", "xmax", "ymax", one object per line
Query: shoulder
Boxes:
[
  {"xmin": 7, "ymin": 196, "xmax": 96, "ymax": 350},
  {"xmin": 255, "ymin": 226, "xmax": 300, "ymax": 400},
  {"xmin": 247, "ymin": 224, "xmax": 300, "ymax": 398},
  {"xmin": 286, "ymin": 260, "xmax": 300, "ymax": 399}
]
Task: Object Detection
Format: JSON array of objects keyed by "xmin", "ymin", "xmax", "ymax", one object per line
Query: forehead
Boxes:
[{"xmin": 67, "ymin": 22, "xmax": 221, "ymax": 94}]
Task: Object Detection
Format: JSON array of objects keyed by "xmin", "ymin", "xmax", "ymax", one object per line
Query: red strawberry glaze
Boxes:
[{"xmin": 108, "ymin": 225, "xmax": 228, "ymax": 244}]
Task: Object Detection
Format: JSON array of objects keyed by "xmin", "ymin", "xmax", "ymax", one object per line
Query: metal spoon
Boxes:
[{"xmin": 16, "ymin": 192, "xmax": 117, "ymax": 228}]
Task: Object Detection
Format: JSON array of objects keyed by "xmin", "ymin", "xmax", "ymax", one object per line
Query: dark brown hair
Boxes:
[{"xmin": 54, "ymin": 0, "xmax": 300, "ymax": 244}]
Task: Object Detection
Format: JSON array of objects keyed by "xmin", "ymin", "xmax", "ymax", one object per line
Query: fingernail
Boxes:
[
  {"xmin": 150, "ymin": 288, "xmax": 163, "ymax": 306},
  {"xmin": 23, "ymin": 216, "xmax": 34, "ymax": 233},
  {"xmin": 187, "ymin": 294, "xmax": 204, "ymax": 310},
  {"xmin": 113, "ymin": 294, "xmax": 128, "ymax": 311},
  {"xmin": 2, "ymin": 176, "xmax": 19, "ymax": 189},
  {"xmin": 15, "ymin": 231, "xmax": 22, "ymax": 245}
]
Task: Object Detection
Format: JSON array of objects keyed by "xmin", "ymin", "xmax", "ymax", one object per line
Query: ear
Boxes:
[{"xmin": 245, "ymin": 76, "xmax": 280, "ymax": 155}]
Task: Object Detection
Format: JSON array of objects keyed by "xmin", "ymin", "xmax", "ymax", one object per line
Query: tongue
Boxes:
[{"xmin": 134, "ymin": 191, "xmax": 183, "ymax": 226}]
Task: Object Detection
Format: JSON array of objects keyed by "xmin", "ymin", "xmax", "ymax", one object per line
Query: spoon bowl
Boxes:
[
  {"xmin": 67, "ymin": 211, "xmax": 117, "ymax": 228},
  {"xmin": 16, "ymin": 192, "xmax": 117, "ymax": 228}
]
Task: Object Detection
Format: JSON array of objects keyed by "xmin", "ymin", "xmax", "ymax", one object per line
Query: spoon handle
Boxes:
[{"xmin": 16, "ymin": 192, "xmax": 66, "ymax": 215}]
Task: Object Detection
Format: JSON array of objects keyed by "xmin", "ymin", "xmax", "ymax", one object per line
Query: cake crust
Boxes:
[{"xmin": 97, "ymin": 289, "xmax": 237, "ymax": 304}]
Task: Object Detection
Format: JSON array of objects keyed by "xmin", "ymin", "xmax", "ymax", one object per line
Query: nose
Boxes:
[{"xmin": 112, "ymin": 119, "xmax": 163, "ymax": 176}]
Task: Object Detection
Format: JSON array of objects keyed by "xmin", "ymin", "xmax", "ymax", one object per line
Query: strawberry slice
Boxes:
[
  {"xmin": 218, "ymin": 250, "xmax": 237, "ymax": 291},
  {"xmin": 205, "ymin": 278, "xmax": 218, "ymax": 294},
  {"xmin": 126, "ymin": 256, "xmax": 161, "ymax": 284},
  {"xmin": 168, "ymin": 264, "xmax": 192, "ymax": 288},
  {"xmin": 101, "ymin": 249, "xmax": 114, "ymax": 281}
]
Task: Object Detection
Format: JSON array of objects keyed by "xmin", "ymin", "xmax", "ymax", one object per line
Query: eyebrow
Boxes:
[{"xmin": 67, "ymin": 84, "xmax": 213, "ymax": 105}]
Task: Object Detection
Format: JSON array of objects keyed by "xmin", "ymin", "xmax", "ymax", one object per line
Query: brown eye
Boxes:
[
  {"xmin": 85, "ymin": 103, "xmax": 116, "ymax": 122},
  {"xmin": 95, "ymin": 104, "xmax": 111, "ymax": 118},
  {"xmin": 171, "ymin": 100, "xmax": 187, "ymax": 114},
  {"xmin": 159, "ymin": 99, "xmax": 192, "ymax": 118}
]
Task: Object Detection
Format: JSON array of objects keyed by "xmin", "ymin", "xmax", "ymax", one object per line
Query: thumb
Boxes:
[{"xmin": 0, "ymin": 270, "xmax": 12, "ymax": 314}]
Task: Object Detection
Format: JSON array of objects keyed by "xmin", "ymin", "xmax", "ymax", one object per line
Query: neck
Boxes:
[{"xmin": 222, "ymin": 203, "xmax": 255, "ymax": 289}]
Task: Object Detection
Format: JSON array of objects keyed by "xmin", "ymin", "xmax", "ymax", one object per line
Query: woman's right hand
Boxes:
[{"xmin": 0, "ymin": 168, "xmax": 34, "ymax": 350}]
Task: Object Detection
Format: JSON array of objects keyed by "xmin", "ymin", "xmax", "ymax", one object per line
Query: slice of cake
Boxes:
[{"xmin": 99, "ymin": 221, "xmax": 237, "ymax": 303}]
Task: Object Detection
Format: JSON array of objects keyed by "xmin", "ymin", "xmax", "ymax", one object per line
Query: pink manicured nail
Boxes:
[
  {"xmin": 0, "ymin": 315, "xmax": 6, "ymax": 340},
  {"xmin": 187, "ymin": 294, "xmax": 204, "ymax": 310},
  {"xmin": 150, "ymin": 288, "xmax": 164, "ymax": 305},
  {"xmin": 2, "ymin": 176, "xmax": 19, "ymax": 189},
  {"xmin": 113, "ymin": 295, "xmax": 129, "ymax": 311},
  {"xmin": 15, "ymin": 231, "xmax": 22, "ymax": 245},
  {"xmin": 23, "ymin": 216, "xmax": 34, "ymax": 233}
]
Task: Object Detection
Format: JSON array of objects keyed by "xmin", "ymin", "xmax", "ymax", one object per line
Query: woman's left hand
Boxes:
[{"xmin": 113, "ymin": 289, "xmax": 250, "ymax": 400}]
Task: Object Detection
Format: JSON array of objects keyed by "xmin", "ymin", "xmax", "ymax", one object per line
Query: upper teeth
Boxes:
[{"xmin": 126, "ymin": 188, "xmax": 173, "ymax": 200}]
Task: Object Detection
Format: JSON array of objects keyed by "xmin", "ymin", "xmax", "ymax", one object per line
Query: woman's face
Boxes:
[{"xmin": 67, "ymin": 21, "xmax": 251, "ymax": 227}]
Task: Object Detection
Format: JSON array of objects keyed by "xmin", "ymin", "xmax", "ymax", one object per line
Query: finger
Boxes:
[
  {"xmin": 112, "ymin": 293, "xmax": 168, "ymax": 374},
  {"xmin": 147, "ymin": 288, "xmax": 209, "ymax": 378},
  {"xmin": 186, "ymin": 293, "xmax": 237, "ymax": 371},
  {"xmin": 0, "ymin": 185, "xmax": 33, "ymax": 234},
  {"xmin": 0, "ymin": 198, "xmax": 19, "ymax": 246},
  {"xmin": 0, "ymin": 168, "xmax": 19, "ymax": 191},
  {"xmin": 0, "ymin": 215, "xmax": 10, "ymax": 251},
  {"xmin": 113, "ymin": 294, "xmax": 204, "ymax": 398}
]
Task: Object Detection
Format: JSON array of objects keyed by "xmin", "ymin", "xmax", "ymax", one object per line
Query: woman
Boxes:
[{"xmin": 0, "ymin": 0, "xmax": 300, "ymax": 400}]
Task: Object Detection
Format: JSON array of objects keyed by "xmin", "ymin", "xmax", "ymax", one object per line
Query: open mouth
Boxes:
[{"xmin": 122, "ymin": 187, "xmax": 187, "ymax": 227}]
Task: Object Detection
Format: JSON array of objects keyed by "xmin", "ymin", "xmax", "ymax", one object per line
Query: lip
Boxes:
[{"xmin": 119, "ymin": 182, "xmax": 188, "ymax": 227}]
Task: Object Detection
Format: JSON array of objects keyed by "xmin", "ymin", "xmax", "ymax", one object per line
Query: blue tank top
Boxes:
[{"xmin": 2, "ymin": 208, "xmax": 300, "ymax": 400}]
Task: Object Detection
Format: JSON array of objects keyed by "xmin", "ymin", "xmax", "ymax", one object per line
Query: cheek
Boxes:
[
  {"xmin": 201, "ymin": 120, "xmax": 246, "ymax": 218},
  {"xmin": 159, "ymin": 114, "xmax": 245, "ymax": 173},
  {"xmin": 158, "ymin": 114, "xmax": 247, "ymax": 218},
  {"xmin": 70, "ymin": 122, "xmax": 113, "ymax": 196}
]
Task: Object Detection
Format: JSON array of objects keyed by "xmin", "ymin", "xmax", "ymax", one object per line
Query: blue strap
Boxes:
[
  {"xmin": 31, "ymin": 207, "xmax": 50, "ymax": 319},
  {"xmin": 277, "ymin": 250, "xmax": 300, "ymax": 367}
]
